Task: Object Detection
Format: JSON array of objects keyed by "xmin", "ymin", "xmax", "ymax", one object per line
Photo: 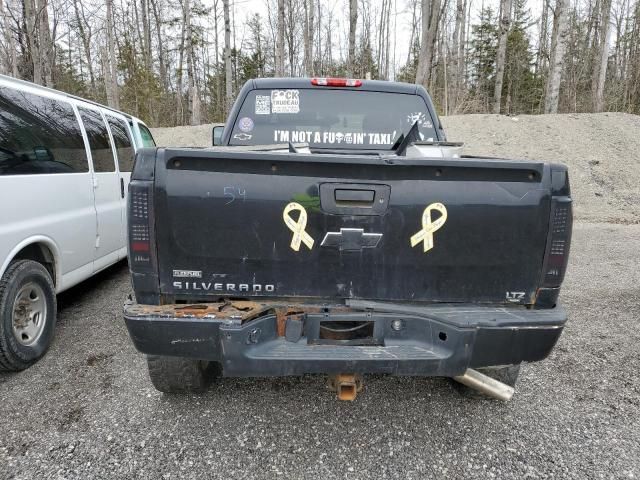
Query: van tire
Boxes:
[
  {"xmin": 452, "ymin": 364, "xmax": 521, "ymax": 399},
  {"xmin": 147, "ymin": 355, "xmax": 216, "ymax": 393},
  {"xmin": 0, "ymin": 260, "xmax": 57, "ymax": 371}
]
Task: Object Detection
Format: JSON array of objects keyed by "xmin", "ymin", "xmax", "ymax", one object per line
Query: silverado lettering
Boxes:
[{"xmin": 172, "ymin": 281, "xmax": 275, "ymax": 293}]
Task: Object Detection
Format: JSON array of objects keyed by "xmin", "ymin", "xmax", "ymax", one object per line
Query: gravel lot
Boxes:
[
  {"xmin": 2, "ymin": 113, "xmax": 639, "ymax": 479},
  {"xmin": 1, "ymin": 221, "xmax": 639, "ymax": 479}
]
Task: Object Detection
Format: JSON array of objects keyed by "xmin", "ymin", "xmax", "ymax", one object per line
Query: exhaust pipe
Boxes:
[
  {"xmin": 454, "ymin": 369, "xmax": 515, "ymax": 401},
  {"xmin": 327, "ymin": 374, "xmax": 363, "ymax": 401}
]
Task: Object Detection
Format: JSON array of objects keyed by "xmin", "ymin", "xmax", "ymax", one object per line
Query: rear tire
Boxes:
[
  {"xmin": 147, "ymin": 355, "xmax": 217, "ymax": 393},
  {"xmin": 0, "ymin": 260, "xmax": 57, "ymax": 371},
  {"xmin": 452, "ymin": 364, "xmax": 521, "ymax": 399}
]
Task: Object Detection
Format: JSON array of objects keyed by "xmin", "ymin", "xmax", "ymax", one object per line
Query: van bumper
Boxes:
[{"xmin": 123, "ymin": 300, "xmax": 566, "ymax": 377}]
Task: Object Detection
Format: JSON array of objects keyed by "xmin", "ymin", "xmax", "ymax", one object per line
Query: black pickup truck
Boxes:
[{"xmin": 124, "ymin": 78, "xmax": 572, "ymax": 401}]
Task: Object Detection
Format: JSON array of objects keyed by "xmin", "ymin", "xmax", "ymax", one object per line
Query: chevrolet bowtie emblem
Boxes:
[{"xmin": 320, "ymin": 228, "xmax": 383, "ymax": 251}]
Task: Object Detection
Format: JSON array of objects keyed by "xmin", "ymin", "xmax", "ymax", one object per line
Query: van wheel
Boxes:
[
  {"xmin": 452, "ymin": 364, "xmax": 521, "ymax": 399},
  {"xmin": 146, "ymin": 355, "xmax": 217, "ymax": 393},
  {"xmin": 0, "ymin": 260, "xmax": 57, "ymax": 371}
]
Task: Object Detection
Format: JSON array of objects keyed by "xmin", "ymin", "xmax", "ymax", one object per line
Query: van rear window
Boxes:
[
  {"xmin": 229, "ymin": 89, "xmax": 437, "ymax": 149},
  {"xmin": 0, "ymin": 87, "xmax": 88, "ymax": 175}
]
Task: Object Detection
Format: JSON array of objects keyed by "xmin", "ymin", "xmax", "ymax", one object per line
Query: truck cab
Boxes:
[{"xmin": 213, "ymin": 77, "xmax": 447, "ymax": 151}]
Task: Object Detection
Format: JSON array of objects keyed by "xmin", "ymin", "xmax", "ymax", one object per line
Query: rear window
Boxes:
[
  {"xmin": 0, "ymin": 86, "xmax": 89, "ymax": 175},
  {"xmin": 106, "ymin": 115, "xmax": 135, "ymax": 172},
  {"xmin": 228, "ymin": 88, "xmax": 437, "ymax": 149}
]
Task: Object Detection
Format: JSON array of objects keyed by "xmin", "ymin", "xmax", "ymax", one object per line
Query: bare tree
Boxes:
[
  {"xmin": 415, "ymin": 0, "xmax": 441, "ymax": 87},
  {"xmin": 140, "ymin": 0, "xmax": 152, "ymax": 73},
  {"xmin": 545, "ymin": 0, "xmax": 570, "ymax": 113},
  {"xmin": 275, "ymin": 0, "xmax": 285, "ymax": 76},
  {"xmin": 223, "ymin": 0, "xmax": 232, "ymax": 114},
  {"xmin": 0, "ymin": 0, "xmax": 17, "ymax": 76},
  {"xmin": 347, "ymin": 0, "xmax": 357, "ymax": 77},
  {"xmin": 105, "ymin": 0, "xmax": 119, "ymax": 108},
  {"xmin": 303, "ymin": 0, "xmax": 314, "ymax": 76},
  {"xmin": 493, "ymin": 0, "xmax": 512, "ymax": 113},
  {"xmin": 73, "ymin": 0, "xmax": 96, "ymax": 90},
  {"xmin": 184, "ymin": 0, "xmax": 200, "ymax": 124},
  {"xmin": 449, "ymin": 0, "xmax": 465, "ymax": 112},
  {"xmin": 150, "ymin": 0, "xmax": 168, "ymax": 89},
  {"xmin": 593, "ymin": 0, "xmax": 613, "ymax": 111},
  {"xmin": 36, "ymin": 0, "xmax": 54, "ymax": 87},
  {"xmin": 176, "ymin": 0, "xmax": 186, "ymax": 124}
]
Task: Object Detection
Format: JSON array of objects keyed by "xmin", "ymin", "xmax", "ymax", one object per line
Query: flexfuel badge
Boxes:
[
  {"xmin": 283, "ymin": 202, "xmax": 314, "ymax": 251},
  {"xmin": 410, "ymin": 203, "xmax": 448, "ymax": 253}
]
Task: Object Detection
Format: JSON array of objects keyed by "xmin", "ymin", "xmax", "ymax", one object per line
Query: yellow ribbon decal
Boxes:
[
  {"xmin": 410, "ymin": 203, "xmax": 448, "ymax": 253},
  {"xmin": 283, "ymin": 202, "xmax": 314, "ymax": 251}
]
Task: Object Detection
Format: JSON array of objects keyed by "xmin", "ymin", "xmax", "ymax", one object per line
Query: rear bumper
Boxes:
[{"xmin": 123, "ymin": 301, "xmax": 567, "ymax": 377}]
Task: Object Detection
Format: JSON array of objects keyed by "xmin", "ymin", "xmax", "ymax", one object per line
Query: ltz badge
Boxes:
[
  {"xmin": 410, "ymin": 203, "xmax": 448, "ymax": 253},
  {"xmin": 283, "ymin": 202, "xmax": 314, "ymax": 251}
]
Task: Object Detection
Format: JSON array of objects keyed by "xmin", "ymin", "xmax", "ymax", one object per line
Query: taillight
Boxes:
[
  {"xmin": 128, "ymin": 181, "xmax": 156, "ymax": 270},
  {"xmin": 311, "ymin": 77, "xmax": 362, "ymax": 87},
  {"xmin": 541, "ymin": 198, "xmax": 572, "ymax": 287},
  {"xmin": 536, "ymin": 167, "xmax": 572, "ymax": 308}
]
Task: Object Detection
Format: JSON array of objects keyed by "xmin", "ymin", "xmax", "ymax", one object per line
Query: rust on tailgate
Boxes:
[{"xmin": 126, "ymin": 301, "xmax": 350, "ymax": 335}]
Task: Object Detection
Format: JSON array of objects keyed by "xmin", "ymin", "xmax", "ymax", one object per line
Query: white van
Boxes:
[{"xmin": 0, "ymin": 75, "xmax": 156, "ymax": 371}]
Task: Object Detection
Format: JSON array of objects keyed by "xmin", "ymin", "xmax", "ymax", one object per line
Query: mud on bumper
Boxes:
[{"xmin": 123, "ymin": 300, "xmax": 567, "ymax": 377}]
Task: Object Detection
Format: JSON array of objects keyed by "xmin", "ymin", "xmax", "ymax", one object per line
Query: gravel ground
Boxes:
[
  {"xmin": 1, "ymin": 222, "xmax": 639, "ymax": 479},
  {"xmin": 1, "ymin": 114, "xmax": 639, "ymax": 478}
]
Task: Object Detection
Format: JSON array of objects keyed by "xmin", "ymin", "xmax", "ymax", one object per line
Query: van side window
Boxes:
[
  {"xmin": 0, "ymin": 86, "xmax": 89, "ymax": 175},
  {"xmin": 106, "ymin": 116, "xmax": 135, "ymax": 172},
  {"xmin": 79, "ymin": 108, "xmax": 115, "ymax": 173}
]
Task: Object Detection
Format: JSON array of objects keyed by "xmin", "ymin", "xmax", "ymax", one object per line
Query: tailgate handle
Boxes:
[
  {"xmin": 335, "ymin": 189, "xmax": 375, "ymax": 205},
  {"xmin": 320, "ymin": 183, "xmax": 390, "ymax": 216}
]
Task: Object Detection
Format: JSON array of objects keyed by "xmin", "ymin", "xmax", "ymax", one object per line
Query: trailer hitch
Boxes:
[{"xmin": 327, "ymin": 374, "xmax": 363, "ymax": 401}]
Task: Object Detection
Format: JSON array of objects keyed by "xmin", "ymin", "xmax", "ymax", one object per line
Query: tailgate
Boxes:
[{"xmin": 154, "ymin": 149, "xmax": 552, "ymax": 305}]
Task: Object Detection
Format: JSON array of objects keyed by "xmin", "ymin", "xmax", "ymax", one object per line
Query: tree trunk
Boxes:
[
  {"xmin": 24, "ymin": 0, "xmax": 41, "ymax": 84},
  {"xmin": 105, "ymin": 0, "xmax": 119, "ymax": 108},
  {"xmin": 0, "ymin": 0, "xmax": 17, "ymax": 76},
  {"xmin": 303, "ymin": 0, "xmax": 314, "ymax": 76},
  {"xmin": 185, "ymin": 0, "xmax": 193, "ymax": 122},
  {"xmin": 406, "ymin": 0, "xmax": 418, "ymax": 67},
  {"xmin": 493, "ymin": 0, "xmax": 511, "ymax": 113},
  {"xmin": 175, "ymin": 8, "xmax": 185, "ymax": 125},
  {"xmin": 36, "ymin": 0, "xmax": 53, "ymax": 87},
  {"xmin": 347, "ymin": 0, "xmax": 357, "ymax": 77},
  {"xmin": 536, "ymin": 0, "xmax": 550, "ymax": 75},
  {"xmin": 213, "ymin": 0, "xmax": 221, "ymax": 120},
  {"xmin": 458, "ymin": 0, "xmax": 467, "ymax": 90},
  {"xmin": 449, "ymin": 0, "xmax": 464, "ymax": 113},
  {"xmin": 150, "ymin": 0, "xmax": 167, "ymax": 90},
  {"xmin": 73, "ymin": 0, "xmax": 96, "ymax": 90},
  {"xmin": 184, "ymin": 0, "xmax": 200, "ymax": 125},
  {"xmin": 275, "ymin": 0, "xmax": 285, "ymax": 76},
  {"xmin": 223, "ymin": 0, "xmax": 232, "ymax": 114},
  {"xmin": 141, "ymin": 0, "xmax": 151, "ymax": 72},
  {"xmin": 415, "ymin": 0, "xmax": 441, "ymax": 87},
  {"xmin": 593, "ymin": 0, "xmax": 612, "ymax": 111},
  {"xmin": 545, "ymin": 0, "xmax": 570, "ymax": 113}
]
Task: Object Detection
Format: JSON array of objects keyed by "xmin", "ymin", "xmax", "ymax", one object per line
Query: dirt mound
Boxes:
[
  {"xmin": 151, "ymin": 123, "xmax": 218, "ymax": 148},
  {"xmin": 151, "ymin": 112, "xmax": 640, "ymax": 223}
]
